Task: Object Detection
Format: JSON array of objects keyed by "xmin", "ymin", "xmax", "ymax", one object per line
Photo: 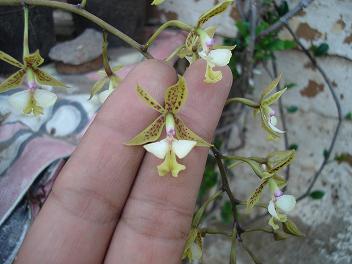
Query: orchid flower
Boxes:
[
  {"xmin": 182, "ymin": 228, "xmax": 203, "ymax": 262},
  {"xmin": 197, "ymin": 29, "xmax": 233, "ymax": 83},
  {"xmin": 90, "ymin": 32, "xmax": 122, "ymax": 104},
  {"xmin": 0, "ymin": 51, "xmax": 66, "ymax": 116},
  {"xmin": 90, "ymin": 65, "xmax": 122, "ymax": 103},
  {"xmin": 127, "ymin": 76, "xmax": 210, "ymax": 177},
  {"xmin": 0, "ymin": 7, "xmax": 65, "ymax": 116},
  {"xmin": 267, "ymin": 179, "xmax": 296, "ymax": 230},
  {"xmin": 245, "ymin": 150, "xmax": 295, "ymax": 209},
  {"xmin": 177, "ymin": 0, "xmax": 234, "ymax": 83},
  {"xmin": 255, "ymin": 75, "xmax": 287, "ymax": 140}
]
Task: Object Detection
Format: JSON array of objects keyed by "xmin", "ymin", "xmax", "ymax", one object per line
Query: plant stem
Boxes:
[
  {"xmin": 144, "ymin": 20, "xmax": 192, "ymax": 50},
  {"xmin": 0, "ymin": 0, "xmax": 153, "ymax": 59},
  {"xmin": 200, "ymin": 227, "xmax": 232, "ymax": 237},
  {"xmin": 23, "ymin": 5, "xmax": 29, "ymax": 58},
  {"xmin": 102, "ymin": 31, "xmax": 113, "ymax": 77}
]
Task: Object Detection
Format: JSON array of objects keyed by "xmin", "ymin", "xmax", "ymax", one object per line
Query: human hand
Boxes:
[{"xmin": 15, "ymin": 59, "xmax": 232, "ymax": 264}]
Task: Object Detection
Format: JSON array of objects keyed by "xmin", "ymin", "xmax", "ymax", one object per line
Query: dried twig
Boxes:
[{"xmin": 283, "ymin": 25, "xmax": 343, "ymax": 201}]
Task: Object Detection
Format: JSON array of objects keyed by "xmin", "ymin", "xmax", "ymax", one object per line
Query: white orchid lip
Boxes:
[{"xmin": 275, "ymin": 195, "xmax": 296, "ymax": 213}]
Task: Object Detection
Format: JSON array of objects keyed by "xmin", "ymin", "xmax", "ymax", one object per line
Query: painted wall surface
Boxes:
[{"xmin": 157, "ymin": 0, "xmax": 352, "ymax": 263}]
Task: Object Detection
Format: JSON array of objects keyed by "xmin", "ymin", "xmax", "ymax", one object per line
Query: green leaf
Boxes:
[
  {"xmin": 311, "ymin": 43, "xmax": 329, "ymax": 57},
  {"xmin": 287, "ymin": 105, "xmax": 298, "ymax": 113},
  {"xmin": 236, "ymin": 21, "xmax": 250, "ymax": 38},
  {"xmin": 277, "ymin": 1, "xmax": 289, "ymax": 16},
  {"xmin": 221, "ymin": 201, "xmax": 232, "ymax": 224},
  {"xmin": 283, "ymin": 219, "xmax": 304, "ymax": 237},
  {"xmin": 345, "ymin": 112, "xmax": 352, "ymax": 121},
  {"xmin": 289, "ymin": 144, "xmax": 298, "ymax": 150},
  {"xmin": 268, "ymin": 39, "xmax": 295, "ymax": 51},
  {"xmin": 310, "ymin": 190, "xmax": 325, "ymax": 199},
  {"xmin": 285, "ymin": 82, "xmax": 297, "ymax": 89}
]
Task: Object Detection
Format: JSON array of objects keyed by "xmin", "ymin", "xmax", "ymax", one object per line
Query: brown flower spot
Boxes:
[
  {"xmin": 296, "ymin": 23, "xmax": 322, "ymax": 41},
  {"xmin": 344, "ymin": 34, "xmax": 352, "ymax": 44},
  {"xmin": 300, "ymin": 80, "xmax": 324, "ymax": 97}
]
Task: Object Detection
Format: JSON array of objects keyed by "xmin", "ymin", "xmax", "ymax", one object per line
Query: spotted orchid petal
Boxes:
[
  {"xmin": 0, "ymin": 69, "xmax": 26, "ymax": 93},
  {"xmin": 136, "ymin": 84, "xmax": 165, "ymax": 114},
  {"xmin": 172, "ymin": 139, "xmax": 197, "ymax": 159},
  {"xmin": 33, "ymin": 68, "xmax": 66, "ymax": 88},
  {"xmin": 204, "ymin": 63, "xmax": 222, "ymax": 83},
  {"xmin": 276, "ymin": 195, "xmax": 296, "ymax": 213},
  {"xmin": 144, "ymin": 139, "xmax": 169, "ymax": 159},
  {"xmin": 196, "ymin": 0, "xmax": 233, "ymax": 28},
  {"xmin": 164, "ymin": 75, "xmax": 187, "ymax": 114},
  {"xmin": 174, "ymin": 116, "xmax": 211, "ymax": 147},
  {"xmin": 126, "ymin": 115, "xmax": 165, "ymax": 146}
]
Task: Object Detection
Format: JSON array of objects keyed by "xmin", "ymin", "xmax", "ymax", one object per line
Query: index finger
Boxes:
[{"xmin": 15, "ymin": 60, "xmax": 176, "ymax": 264}]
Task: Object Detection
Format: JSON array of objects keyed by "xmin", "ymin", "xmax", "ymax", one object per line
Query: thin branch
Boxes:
[
  {"xmin": 283, "ymin": 25, "xmax": 343, "ymax": 201},
  {"xmin": 211, "ymin": 147, "xmax": 244, "ymax": 236},
  {"xmin": 0, "ymin": 0, "xmax": 153, "ymax": 58},
  {"xmin": 258, "ymin": 0, "xmax": 314, "ymax": 38},
  {"xmin": 239, "ymin": 0, "xmax": 257, "ymax": 92}
]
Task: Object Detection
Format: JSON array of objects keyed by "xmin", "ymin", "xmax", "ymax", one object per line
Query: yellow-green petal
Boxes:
[
  {"xmin": 196, "ymin": 0, "xmax": 233, "ymax": 28},
  {"xmin": 174, "ymin": 116, "xmax": 211, "ymax": 147},
  {"xmin": 151, "ymin": 0, "xmax": 165, "ymax": 5},
  {"xmin": 261, "ymin": 74, "xmax": 282, "ymax": 100},
  {"xmin": 157, "ymin": 151, "xmax": 185, "ymax": 177},
  {"xmin": 247, "ymin": 179, "xmax": 268, "ymax": 209},
  {"xmin": 0, "ymin": 69, "xmax": 26, "ymax": 93},
  {"xmin": 262, "ymin": 88, "xmax": 287, "ymax": 106},
  {"xmin": 136, "ymin": 84, "xmax": 165, "ymax": 114},
  {"xmin": 24, "ymin": 50, "xmax": 44, "ymax": 68},
  {"xmin": 0, "ymin": 51, "xmax": 24, "ymax": 68},
  {"xmin": 164, "ymin": 75, "xmax": 187, "ymax": 114},
  {"xmin": 33, "ymin": 68, "xmax": 67, "ymax": 88},
  {"xmin": 89, "ymin": 77, "xmax": 108, "ymax": 99},
  {"xmin": 126, "ymin": 115, "xmax": 165, "ymax": 145},
  {"xmin": 204, "ymin": 63, "xmax": 222, "ymax": 83}
]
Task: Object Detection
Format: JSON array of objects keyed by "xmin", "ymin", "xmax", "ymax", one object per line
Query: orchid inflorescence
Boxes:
[{"xmin": 0, "ymin": 1, "xmax": 302, "ymax": 262}]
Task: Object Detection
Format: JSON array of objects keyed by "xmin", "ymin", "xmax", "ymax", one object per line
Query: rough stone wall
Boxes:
[{"xmin": 156, "ymin": 1, "xmax": 352, "ymax": 263}]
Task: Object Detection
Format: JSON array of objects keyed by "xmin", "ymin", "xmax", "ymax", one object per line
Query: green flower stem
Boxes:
[
  {"xmin": 192, "ymin": 190, "xmax": 223, "ymax": 227},
  {"xmin": 80, "ymin": 0, "xmax": 86, "ymax": 8},
  {"xmin": 244, "ymin": 227, "xmax": 273, "ymax": 234},
  {"xmin": 0, "ymin": 0, "xmax": 153, "ymax": 59},
  {"xmin": 240, "ymin": 241, "xmax": 262, "ymax": 264},
  {"xmin": 199, "ymin": 227, "xmax": 231, "ymax": 237},
  {"xmin": 223, "ymin": 155, "xmax": 266, "ymax": 164},
  {"xmin": 144, "ymin": 20, "xmax": 192, "ymax": 50},
  {"xmin": 226, "ymin": 97, "xmax": 259, "ymax": 108},
  {"xmin": 102, "ymin": 31, "xmax": 113, "ymax": 77},
  {"xmin": 164, "ymin": 44, "xmax": 185, "ymax": 64},
  {"xmin": 23, "ymin": 5, "xmax": 29, "ymax": 58},
  {"xmin": 238, "ymin": 200, "xmax": 267, "ymax": 209}
]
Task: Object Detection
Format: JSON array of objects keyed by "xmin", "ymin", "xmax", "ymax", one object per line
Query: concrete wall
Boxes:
[{"xmin": 156, "ymin": 0, "xmax": 352, "ymax": 263}]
